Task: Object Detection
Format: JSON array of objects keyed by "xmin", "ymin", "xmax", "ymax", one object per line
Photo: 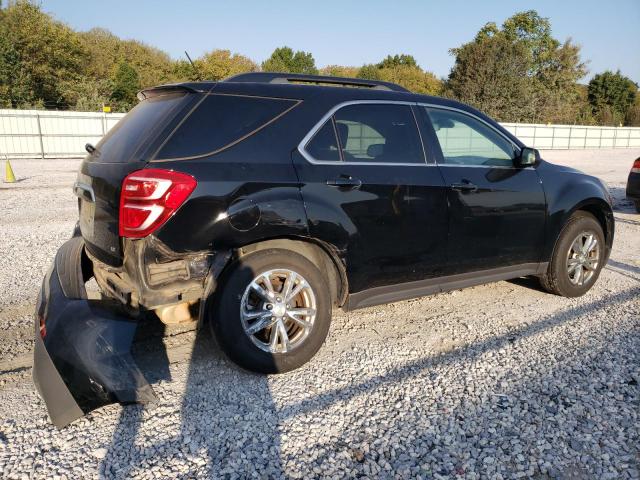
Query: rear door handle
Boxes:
[
  {"xmin": 326, "ymin": 176, "xmax": 362, "ymax": 190},
  {"xmin": 450, "ymin": 181, "xmax": 478, "ymax": 192}
]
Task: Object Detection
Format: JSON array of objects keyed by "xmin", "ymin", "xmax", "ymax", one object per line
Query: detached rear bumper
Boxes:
[{"xmin": 33, "ymin": 237, "xmax": 156, "ymax": 428}]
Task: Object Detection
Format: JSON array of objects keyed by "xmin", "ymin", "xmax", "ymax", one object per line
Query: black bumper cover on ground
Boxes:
[{"xmin": 33, "ymin": 237, "xmax": 157, "ymax": 428}]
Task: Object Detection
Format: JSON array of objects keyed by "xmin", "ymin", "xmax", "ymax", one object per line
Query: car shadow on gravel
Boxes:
[
  {"xmin": 606, "ymin": 259, "xmax": 640, "ymax": 282},
  {"xmin": 99, "ymin": 269, "xmax": 284, "ymax": 478},
  {"xmin": 97, "ymin": 283, "xmax": 639, "ymax": 478},
  {"xmin": 99, "ymin": 325, "xmax": 284, "ymax": 478},
  {"xmin": 277, "ymin": 285, "xmax": 640, "ymax": 420}
]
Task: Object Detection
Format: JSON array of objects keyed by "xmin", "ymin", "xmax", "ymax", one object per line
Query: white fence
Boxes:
[
  {"xmin": 501, "ymin": 123, "xmax": 640, "ymax": 150},
  {"xmin": 1, "ymin": 109, "xmax": 639, "ymax": 159},
  {"xmin": 0, "ymin": 109, "xmax": 126, "ymax": 159}
]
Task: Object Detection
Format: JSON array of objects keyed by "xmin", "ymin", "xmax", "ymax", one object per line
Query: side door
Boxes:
[
  {"xmin": 421, "ymin": 106, "xmax": 546, "ymax": 274},
  {"xmin": 293, "ymin": 101, "xmax": 449, "ymax": 295}
]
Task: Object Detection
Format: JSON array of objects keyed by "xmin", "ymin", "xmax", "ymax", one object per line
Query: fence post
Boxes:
[
  {"xmin": 102, "ymin": 113, "xmax": 107, "ymax": 135},
  {"xmin": 568, "ymin": 126, "xmax": 573, "ymax": 150},
  {"xmin": 613, "ymin": 127, "xmax": 618, "ymax": 149},
  {"xmin": 598, "ymin": 128, "xmax": 603, "ymax": 148},
  {"xmin": 35, "ymin": 113, "xmax": 45, "ymax": 159}
]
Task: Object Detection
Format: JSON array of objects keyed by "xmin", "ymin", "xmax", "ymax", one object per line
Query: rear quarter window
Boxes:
[
  {"xmin": 93, "ymin": 92, "xmax": 190, "ymax": 163},
  {"xmin": 154, "ymin": 94, "xmax": 299, "ymax": 160}
]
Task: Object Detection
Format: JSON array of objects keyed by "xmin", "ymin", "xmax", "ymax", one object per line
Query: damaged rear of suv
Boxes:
[{"xmin": 34, "ymin": 74, "xmax": 327, "ymax": 426}]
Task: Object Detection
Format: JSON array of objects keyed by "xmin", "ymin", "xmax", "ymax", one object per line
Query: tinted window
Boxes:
[
  {"xmin": 334, "ymin": 104, "xmax": 424, "ymax": 164},
  {"xmin": 94, "ymin": 92, "xmax": 189, "ymax": 163},
  {"xmin": 305, "ymin": 120, "xmax": 340, "ymax": 161},
  {"xmin": 156, "ymin": 94, "xmax": 297, "ymax": 159},
  {"xmin": 425, "ymin": 108, "xmax": 516, "ymax": 166}
]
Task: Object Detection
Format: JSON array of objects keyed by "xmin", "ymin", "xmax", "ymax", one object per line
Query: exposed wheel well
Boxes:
[
  {"xmin": 574, "ymin": 202, "xmax": 611, "ymax": 245},
  {"xmin": 234, "ymin": 238, "xmax": 348, "ymax": 307}
]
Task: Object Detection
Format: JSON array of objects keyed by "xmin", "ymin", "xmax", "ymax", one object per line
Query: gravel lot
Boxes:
[{"xmin": 0, "ymin": 150, "xmax": 638, "ymax": 479}]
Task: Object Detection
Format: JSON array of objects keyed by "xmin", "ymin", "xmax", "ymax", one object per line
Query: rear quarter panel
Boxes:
[{"xmin": 150, "ymin": 101, "xmax": 317, "ymax": 253}]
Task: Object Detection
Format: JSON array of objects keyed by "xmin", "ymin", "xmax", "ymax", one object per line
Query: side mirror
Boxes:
[{"xmin": 516, "ymin": 147, "xmax": 538, "ymax": 167}]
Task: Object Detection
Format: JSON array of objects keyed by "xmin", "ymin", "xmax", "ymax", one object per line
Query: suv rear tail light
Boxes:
[
  {"xmin": 119, "ymin": 168, "xmax": 197, "ymax": 238},
  {"xmin": 632, "ymin": 158, "xmax": 640, "ymax": 173}
]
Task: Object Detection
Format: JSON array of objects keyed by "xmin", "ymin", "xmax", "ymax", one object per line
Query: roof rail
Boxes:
[{"xmin": 224, "ymin": 72, "xmax": 409, "ymax": 93}]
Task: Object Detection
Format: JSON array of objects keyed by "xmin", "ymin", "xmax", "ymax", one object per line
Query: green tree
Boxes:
[
  {"xmin": 588, "ymin": 70, "xmax": 637, "ymax": 126},
  {"xmin": 625, "ymin": 95, "xmax": 640, "ymax": 127},
  {"xmin": 447, "ymin": 10, "xmax": 587, "ymax": 123},
  {"xmin": 356, "ymin": 55, "xmax": 441, "ymax": 94},
  {"xmin": 196, "ymin": 49, "xmax": 257, "ymax": 81},
  {"xmin": 0, "ymin": 18, "xmax": 32, "ymax": 107},
  {"xmin": 110, "ymin": 61, "xmax": 140, "ymax": 111},
  {"xmin": 446, "ymin": 34, "xmax": 533, "ymax": 121},
  {"xmin": 356, "ymin": 64, "xmax": 383, "ymax": 81},
  {"xmin": 320, "ymin": 65, "xmax": 360, "ymax": 78},
  {"xmin": 378, "ymin": 54, "xmax": 419, "ymax": 69},
  {"xmin": 79, "ymin": 28, "xmax": 176, "ymax": 88},
  {"xmin": 261, "ymin": 46, "xmax": 318, "ymax": 74},
  {"xmin": 1, "ymin": 0, "xmax": 87, "ymax": 108}
]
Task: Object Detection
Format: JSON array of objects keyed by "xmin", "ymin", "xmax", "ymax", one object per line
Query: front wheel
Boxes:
[
  {"xmin": 210, "ymin": 249, "xmax": 331, "ymax": 373},
  {"xmin": 539, "ymin": 211, "xmax": 605, "ymax": 297}
]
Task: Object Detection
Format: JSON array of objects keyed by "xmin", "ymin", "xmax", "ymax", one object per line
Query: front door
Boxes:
[
  {"xmin": 294, "ymin": 102, "xmax": 449, "ymax": 294},
  {"xmin": 422, "ymin": 107, "xmax": 546, "ymax": 274}
]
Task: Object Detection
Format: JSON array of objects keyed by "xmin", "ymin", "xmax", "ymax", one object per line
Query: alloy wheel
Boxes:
[
  {"xmin": 566, "ymin": 231, "xmax": 600, "ymax": 286},
  {"xmin": 240, "ymin": 269, "xmax": 317, "ymax": 354}
]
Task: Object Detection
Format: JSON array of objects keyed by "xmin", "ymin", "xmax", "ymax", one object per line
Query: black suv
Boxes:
[{"xmin": 34, "ymin": 73, "xmax": 614, "ymax": 426}]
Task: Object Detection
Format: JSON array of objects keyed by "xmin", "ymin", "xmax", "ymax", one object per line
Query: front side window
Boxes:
[{"xmin": 425, "ymin": 108, "xmax": 517, "ymax": 166}]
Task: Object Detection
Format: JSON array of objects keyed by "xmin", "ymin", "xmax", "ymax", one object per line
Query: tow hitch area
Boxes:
[{"xmin": 33, "ymin": 237, "xmax": 157, "ymax": 428}]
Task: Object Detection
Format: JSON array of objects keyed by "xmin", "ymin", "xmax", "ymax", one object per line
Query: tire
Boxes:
[
  {"xmin": 634, "ymin": 200, "xmax": 640, "ymax": 213},
  {"xmin": 539, "ymin": 211, "xmax": 605, "ymax": 297},
  {"xmin": 210, "ymin": 248, "xmax": 331, "ymax": 374}
]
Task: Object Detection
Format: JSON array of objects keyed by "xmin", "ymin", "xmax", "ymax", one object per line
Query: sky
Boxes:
[{"xmin": 39, "ymin": 0, "xmax": 640, "ymax": 83}]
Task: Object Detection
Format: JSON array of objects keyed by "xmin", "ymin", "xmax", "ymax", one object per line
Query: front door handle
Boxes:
[
  {"xmin": 450, "ymin": 181, "xmax": 478, "ymax": 192},
  {"xmin": 327, "ymin": 176, "xmax": 362, "ymax": 190}
]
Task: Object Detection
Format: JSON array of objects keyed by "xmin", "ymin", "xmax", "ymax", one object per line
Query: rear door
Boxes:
[
  {"xmin": 294, "ymin": 101, "xmax": 449, "ymax": 294},
  {"xmin": 77, "ymin": 90, "xmax": 197, "ymax": 266},
  {"xmin": 421, "ymin": 106, "xmax": 546, "ymax": 274}
]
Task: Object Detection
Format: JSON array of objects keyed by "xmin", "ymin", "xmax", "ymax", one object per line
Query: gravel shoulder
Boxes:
[{"xmin": 0, "ymin": 151, "xmax": 638, "ymax": 479}]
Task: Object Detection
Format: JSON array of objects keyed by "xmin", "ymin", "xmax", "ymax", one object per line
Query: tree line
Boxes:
[{"xmin": 1, "ymin": 1, "xmax": 638, "ymax": 126}]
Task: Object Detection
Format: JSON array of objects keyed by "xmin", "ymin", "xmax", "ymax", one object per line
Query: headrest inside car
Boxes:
[{"xmin": 367, "ymin": 143, "xmax": 384, "ymax": 158}]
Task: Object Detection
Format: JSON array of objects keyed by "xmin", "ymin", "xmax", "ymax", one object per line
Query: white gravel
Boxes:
[{"xmin": 0, "ymin": 150, "xmax": 638, "ymax": 479}]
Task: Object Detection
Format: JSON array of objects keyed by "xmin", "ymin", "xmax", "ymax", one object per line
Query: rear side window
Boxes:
[
  {"xmin": 334, "ymin": 104, "xmax": 424, "ymax": 164},
  {"xmin": 155, "ymin": 94, "xmax": 298, "ymax": 159},
  {"xmin": 94, "ymin": 92, "xmax": 189, "ymax": 163}
]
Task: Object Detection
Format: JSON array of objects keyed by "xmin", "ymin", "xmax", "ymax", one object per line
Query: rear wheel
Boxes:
[
  {"xmin": 539, "ymin": 212, "xmax": 605, "ymax": 297},
  {"xmin": 211, "ymin": 249, "xmax": 331, "ymax": 373}
]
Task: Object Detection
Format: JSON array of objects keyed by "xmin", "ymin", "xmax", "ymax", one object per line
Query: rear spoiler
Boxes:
[{"xmin": 137, "ymin": 83, "xmax": 213, "ymax": 101}]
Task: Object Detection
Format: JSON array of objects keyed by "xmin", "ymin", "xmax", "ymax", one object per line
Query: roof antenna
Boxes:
[{"xmin": 184, "ymin": 51, "xmax": 201, "ymax": 81}]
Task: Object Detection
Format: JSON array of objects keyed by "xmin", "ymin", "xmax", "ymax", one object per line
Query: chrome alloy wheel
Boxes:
[
  {"xmin": 566, "ymin": 231, "xmax": 600, "ymax": 286},
  {"xmin": 240, "ymin": 269, "xmax": 317, "ymax": 354}
]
